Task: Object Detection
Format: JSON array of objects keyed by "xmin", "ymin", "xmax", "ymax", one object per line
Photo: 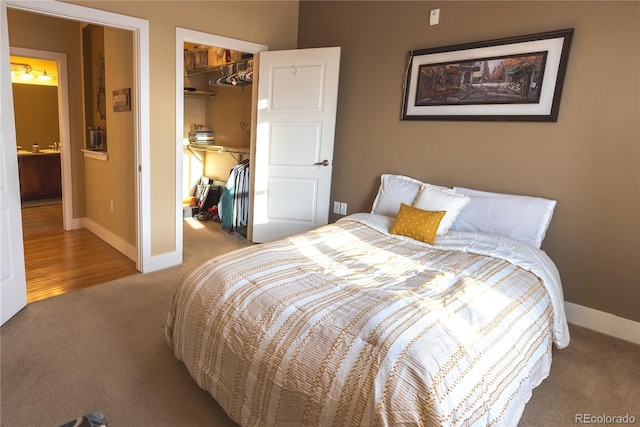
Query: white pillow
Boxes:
[
  {"xmin": 412, "ymin": 184, "xmax": 470, "ymax": 235},
  {"xmin": 450, "ymin": 187, "xmax": 557, "ymax": 248},
  {"xmin": 371, "ymin": 174, "xmax": 424, "ymax": 217}
]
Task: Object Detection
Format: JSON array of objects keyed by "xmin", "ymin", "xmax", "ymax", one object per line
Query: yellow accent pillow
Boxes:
[{"xmin": 389, "ymin": 203, "xmax": 446, "ymax": 245}]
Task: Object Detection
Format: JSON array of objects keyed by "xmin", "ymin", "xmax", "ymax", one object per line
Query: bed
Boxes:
[{"xmin": 166, "ymin": 175, "xmax": 569, "ymax": 427}]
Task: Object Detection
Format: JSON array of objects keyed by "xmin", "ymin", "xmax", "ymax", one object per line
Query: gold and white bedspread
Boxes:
[{"xmin": 166, "ymin": 215, "xmax": 568, "ymax": 427}]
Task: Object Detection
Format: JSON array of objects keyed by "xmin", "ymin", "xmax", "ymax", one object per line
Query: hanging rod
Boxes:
[
  {"xmin": 187, "ymin": 144, "xmax": 249, "ymax": 162},
  {"xmin": 184, "ymin": 88, "xmax": 216, "ymax": 98}
]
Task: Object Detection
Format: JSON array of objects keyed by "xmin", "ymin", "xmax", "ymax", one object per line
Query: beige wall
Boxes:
[
  {"xmin": 12, "ymin": 84, "xmax": 59, "ymax": 150},
  {"xmin": 298, "ymin": 1, "xmax": 640, "ymax": 322},
  {"xmin": 204, "ymin": 85, "xmax": 253, "ymax": 181},
  {"xmin": 8, "ymin": 9, "xmax": 86, "ymax": 218},
  {"xmin": 207, "ymin": 85, "xmax": 253, "ymax": 150},
  {"xmin": 84, "ymin": 27, "xmax": 136, "ymax": 246}
]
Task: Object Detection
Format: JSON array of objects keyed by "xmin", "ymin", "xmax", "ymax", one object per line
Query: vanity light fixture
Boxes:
[
  {"xmin": 10, "ymin": 62, "xmax": 56, "ymax": 83},
  {"xmin": 38, "ymin": 69, "xmax": 53, "ymax": 81}
]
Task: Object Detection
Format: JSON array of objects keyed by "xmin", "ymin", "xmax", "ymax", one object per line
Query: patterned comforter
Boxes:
[{"xmin": 166, "ymin": 214, "xmax": 569, "ymax": 427}]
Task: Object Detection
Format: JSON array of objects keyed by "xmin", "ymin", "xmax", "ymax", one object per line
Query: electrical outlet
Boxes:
[
  {"xmin": 339, "ymin": 202, "xmax": 347, "ymax": 216},
  {"xmin": 333, "ymin": 201, "xmax": 341, "ymax": 214}
]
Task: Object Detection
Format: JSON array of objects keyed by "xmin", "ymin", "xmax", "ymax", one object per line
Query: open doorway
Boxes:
[
  {"xmin": 10, "ymin": 48, "xmax": 73, "ymax": 229},
  {"xmin": 175, "ymin": 29, "xmax": 266, "ymax": 259},
  {"xmin": 9, "ymin": 42, "xmax": 138, "ymax": 302},
  {"xmin": 4, "ymin": 0, "xmax": 153, "ymax": 276},
  {"xmin": 3, "ymin": 2, "xmax": 144, "ymax": 301}
]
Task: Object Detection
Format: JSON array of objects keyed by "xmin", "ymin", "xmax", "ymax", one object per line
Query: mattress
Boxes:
[{"xmin": 166, "ymin": 213, "xmax": 569, "ymax": 426}]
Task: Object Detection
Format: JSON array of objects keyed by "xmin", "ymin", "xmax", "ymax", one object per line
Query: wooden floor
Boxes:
[{"xmin": 22, "ymin": 203, "xmax": 139, "ymax": 303}]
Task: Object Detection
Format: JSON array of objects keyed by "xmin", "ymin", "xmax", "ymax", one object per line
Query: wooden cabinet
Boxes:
[
  {"xmin": 42, "ymin": 154, "xmax": 62, "ymax": 196},
  {"xmin": 17, "ymin": 155, "xmax": 42, "ymax": 199},
  {"xmin": 18, "ymin": 153, "xmax": 62, "ymax": 201}
]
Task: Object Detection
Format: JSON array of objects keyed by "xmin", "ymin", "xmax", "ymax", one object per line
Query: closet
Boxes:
[
  {"xmin": 182, "ymin": 42, "xmax": 252, "ymax": 236},
  {"xmin": 178, "ymin": 29, "xmax": 340, "ymax": 245}
]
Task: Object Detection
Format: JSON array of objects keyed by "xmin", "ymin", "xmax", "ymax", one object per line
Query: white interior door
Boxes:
[
  {"xmin": 1, "ymin": 3, "xmax": 27, "ymax": 325},
  {"xmin": 250, "ymin": 47, "xmax": 340, "ymax": 243}
]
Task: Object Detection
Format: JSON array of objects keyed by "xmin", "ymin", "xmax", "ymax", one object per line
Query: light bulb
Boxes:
[
  {"xmin": 38, "ymin": 70, "xmax": 53, "ymax": 81},
  {"xmin": 20, "ymin": 69, "xmax": 34, "ymax": 80}
]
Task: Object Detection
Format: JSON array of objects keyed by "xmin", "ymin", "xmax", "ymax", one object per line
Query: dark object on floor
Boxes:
[
  {"xmin": 194, "ymin": 210, "xmax": 213, "ymax": 221},
  {"xmin": 60, "ymin": 412, "xmax": 107, "ymax": 427}
]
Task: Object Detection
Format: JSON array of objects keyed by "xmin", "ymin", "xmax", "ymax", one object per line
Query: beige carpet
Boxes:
[{"xmin": 1, "ymin": 219, "xmax": 638, "ymax": 426}]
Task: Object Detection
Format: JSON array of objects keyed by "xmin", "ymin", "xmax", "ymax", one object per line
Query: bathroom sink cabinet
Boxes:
[{"xmin": 18, "ymin": 153, "xmax": 62, "ymax": 201}]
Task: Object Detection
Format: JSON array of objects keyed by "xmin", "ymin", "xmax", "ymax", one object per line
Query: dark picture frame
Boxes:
[{"xmin": 401, "ymin": 29, "xmax": 574, "ymax": 122}]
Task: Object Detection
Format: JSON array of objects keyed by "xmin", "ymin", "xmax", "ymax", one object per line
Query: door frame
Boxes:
[
  {"xmin": 175, "ymin": 28, "xmax": 266, "ymax": 256},
  {"xmin": 5, "ymin": 0, "xmax": 152, "ymax": 272},
  {"xmin": 10, "ymin": 47, "xmax": 74, "ymax": 230}
]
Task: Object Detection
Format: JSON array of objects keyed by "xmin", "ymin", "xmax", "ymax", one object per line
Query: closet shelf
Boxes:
[
  {"xmin": 187, "ymin": 144, "xmax": 249, "ymax": 163},
  {"xmin": 186, "ymin": 65, "xmax": 223, "ymax": 77},
  {"xmin": 184, "ymin": 89, "xmax": 215, "ymax": 98},
  {"xmin": 187, "ymin": 144, "xmax": 249, "ymax": 155},
  {"xmin": 185, "ymin": 57, "xmax": 252, "ymax": 77}
]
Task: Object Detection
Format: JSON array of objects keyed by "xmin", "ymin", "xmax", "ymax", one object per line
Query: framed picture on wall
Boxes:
[
  {"xmin": 401, "ymin": 28, "xmax": 574, "ymax": 122},
  {"xmin": 113, "ymin": 88, "xmax": 131, "ymax": 112}
]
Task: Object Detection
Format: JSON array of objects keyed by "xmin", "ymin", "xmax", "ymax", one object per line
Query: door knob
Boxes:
[{"xmin": 313, "ymin": 159, "xmax": 330, "ymax": 166}]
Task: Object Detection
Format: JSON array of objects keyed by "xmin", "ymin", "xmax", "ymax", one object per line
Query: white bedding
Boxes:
[
  {"xmin": 352, "ymin": 213, "xmax": 570, "ymax": 348},
  {"xmin": 166, "ymin": 214, "xmax": 570, "ymax": 426}
]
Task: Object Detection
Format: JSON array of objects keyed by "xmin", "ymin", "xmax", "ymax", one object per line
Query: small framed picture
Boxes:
[{"xmin": 113, "ymin": 88, "xmax": 131, "ymax": 112}]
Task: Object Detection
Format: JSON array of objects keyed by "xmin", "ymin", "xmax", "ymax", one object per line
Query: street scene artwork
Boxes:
[
  {"xmin": 415, "ymin": 52, "xmax": 548, "ymax": 106},
  {"xmin": 401, "ymin": 29, "xmax": 573, "ymax": 121}
]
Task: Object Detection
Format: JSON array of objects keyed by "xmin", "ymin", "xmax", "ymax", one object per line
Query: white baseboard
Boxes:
[
  {"xmin": 81, "ymin": 217, "xmax": 138, "ymax": 263},
  {"xmin": 142, "ymin": 250, "xmax": 182, "ymax": 273},
  {"xmin": 67, "ymin": 217, "xmax": 182, "ymax": 273},
  {"xmin": 67, "ymin": 216, "xmax": 84, "ymax": 230},
  {"xmin": 565, "ymin": 302, "xmax": 640, "ymax": 345}
]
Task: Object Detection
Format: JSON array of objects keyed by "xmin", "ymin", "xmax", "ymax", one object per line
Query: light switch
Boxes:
[{"xmin": 430, "ymin": 8, "xmax": 440, "ymax": 25}]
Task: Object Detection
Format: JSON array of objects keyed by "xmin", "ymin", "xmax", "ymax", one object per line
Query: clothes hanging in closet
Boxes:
[{"xmin": 219, "ymin": 160, "xmax": 249, "ymax": 231}]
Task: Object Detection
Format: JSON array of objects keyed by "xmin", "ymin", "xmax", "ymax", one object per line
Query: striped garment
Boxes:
[{"xmin": 166, "ymin": 216, "xmax": 563, "ymax": 426}]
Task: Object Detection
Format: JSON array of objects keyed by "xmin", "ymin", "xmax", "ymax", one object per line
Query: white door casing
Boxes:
[
  {"xmin": 250, "ymin": 47, "xmax": 341, "ymax": 243},
  {"xmin": 0, "ymin": 3, "xmax": 27, "ymax": 325}
]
